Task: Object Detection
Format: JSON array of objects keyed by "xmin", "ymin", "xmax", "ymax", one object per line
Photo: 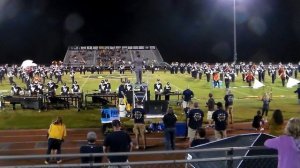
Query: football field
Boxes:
[{"xmin": 0, "ymin": 70, "xmax": 299, "ymax": 129}]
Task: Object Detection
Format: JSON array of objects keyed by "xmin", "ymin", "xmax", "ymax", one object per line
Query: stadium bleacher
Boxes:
[{"xmin": 63, "ymin": 46, "xmax": 165, "ymax": 68}]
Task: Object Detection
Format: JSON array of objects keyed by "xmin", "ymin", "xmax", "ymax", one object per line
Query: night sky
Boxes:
[{"xmin": 0, "ymin": 0, "xmax": 299, "ymax": 64}]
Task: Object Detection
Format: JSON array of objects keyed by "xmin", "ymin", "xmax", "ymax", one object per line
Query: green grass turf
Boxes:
[{"xmin": 0, "ymin": 70, "xmax": 299, "ymax": 129}]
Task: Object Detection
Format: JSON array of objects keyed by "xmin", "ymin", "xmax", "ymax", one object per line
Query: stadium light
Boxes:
[{"xmin": 233, "ymin": 0, "xmax": 237, "ymax": 63}]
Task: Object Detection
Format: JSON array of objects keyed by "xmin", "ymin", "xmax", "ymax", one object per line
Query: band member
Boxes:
[
  {"xmin": 224, "ymin": 72, "xmax": 231, "ymax": 90},
  {"xmin": 108, "ymin": 64, "xmax": 113, "ymax": 74},
  {"xmin": 41, "ymin": 71, "xmax": 46, "ymax": 84},
  {"xmin": 61, "ymin": 83, "xmax": 69, "ymax": 95},
  {"xmin": 271, "ymin": 67, "xmax": 276, "ymax": 84},
  {"xmin": 154, "ymin": 79, "xmax": 163, "ymax": 101},
  {"xmin": 47, "ymin": 80, "xmax": 57, "ymax": 97},
  {"xmin": 212, "ymin": 70, "xmax": 220, "ymax": 88},
  {"xmin": 279, "ymin": 69, "xmax": 287, "ymax": 87},
  {"xmin": 72, "ymin": 81, "xmax": 80, "ymax": 93},
  {"xmin": 36, "ymin": 82, "xmax": 44, "ymax": 95},
  {"xmin": 245, "ymin": 71, "xmax": 254, "ymax": 87},
  {"xmin": 7, "ymin": 71, "xmax": 14, "ymax": 85},
  {"xmin": 125, "ymin": 80, "xmax": 133, "ymax": 92},
  {"xmin": 205, "ymin": 66, "xmax": 211, "ymax": 82},
  {"xmin": 11, "ymin": 83, "xmax": 22, "ymax": 95},
  {"xmin": 104, "ymin": 79, "xmax": 111, "ymax": 93},
  {"xmin": 164, "ymin": 82, "xmax": 172, "ymax": 101},
  {"xmin": 99, "ymin": 80, "xmax": 106, "ymax": 94},
  {"xmin": 119, "ymin": 64, "xmax": 125, "ymax": 74},
  {"xmin": 70, "ymin": 70, "xmax": 75, "ymax": 84},
  {"xmin": 56, "ymin": 70, "xmax": 63, "ymax": 84}
]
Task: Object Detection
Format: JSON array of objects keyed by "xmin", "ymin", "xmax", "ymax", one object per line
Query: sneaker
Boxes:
[
  {"xmin": 44, "ymin": 161, "xmax": 49, "ymax": 165},
  {"xmin": 57, "ymin": 160, "xmax": 62, "ymax": 164}
]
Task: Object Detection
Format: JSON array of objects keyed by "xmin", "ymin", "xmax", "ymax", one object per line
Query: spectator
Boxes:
[
  {"xmin": 212, "ymin": 102, "xmax": 228, "ymax": 140},
  {"xmin": 224, "ymin": 90, "xmax": 234, "ymax": 124},
  {"xmin": 252, "ymin": 110, "xmax": 265, "ymax": 131},
  {"xmin": 45, "ymin": 116, "xmax": 67, "ymax": 164},
  {"xmin": 80, "ymin": 131, "xmax": 103, "ymax": 167},
  {"xmin": 206, "ymin": 93, "xmax": 215, "ymax": 127},
  {"xmin": 103, "ymin": 120, "xmax": 133, "ymax": 168},
  {"xmin": 190, "ymin": 128, "xmax": 210, "ymax": 147},
  {"xmin": 269, "ymin": 109, "xmax": 285, "ymax": 136},
  {"xmin": 264, "ymin": 118, "xmax": 300, "ymax": 168},
  {"xmin": 162, "ymin": 107, "xmax": 177, "ymax": 150},
  {"xmin": 187, "ymin": 102, "xmax": 204, "ymax": 143},
  {"xmin": 132, "ymin": 103, "xmax": 146, "ymax": 150}
]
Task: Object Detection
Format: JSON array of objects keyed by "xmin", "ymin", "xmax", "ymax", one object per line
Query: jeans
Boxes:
[{"xmin": 164, "ymin": 127, "xmax": 176, "ymax": 150}]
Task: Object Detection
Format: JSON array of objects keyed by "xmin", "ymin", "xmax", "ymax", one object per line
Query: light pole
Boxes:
[{"xmin": 233, "ymin": 0, "xmax": 237, "ymax": 63}]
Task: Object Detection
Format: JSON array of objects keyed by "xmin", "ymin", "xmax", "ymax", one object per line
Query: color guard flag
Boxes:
[
  {"xmin": 286, "ymin": 77, "xmax": 300, "ymax": 88},
  {"xmin": 253, "ymin": 78, "xmax": 265, "ymax": 89}
]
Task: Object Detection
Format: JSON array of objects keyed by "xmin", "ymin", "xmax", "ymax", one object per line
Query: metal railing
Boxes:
[{"xmin": 0, "ymin": 146, "xmax": 277, "ymax": 168}]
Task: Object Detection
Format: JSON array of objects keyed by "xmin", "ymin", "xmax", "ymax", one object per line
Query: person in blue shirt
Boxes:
[
  {"xmin": 212, "ymin": 102, "xmax": 228, "ymax": 140},
  {"xmin": 187, "ymin": 102, "xmax": 204, "ymax": 144},
  {"xmin": 182, "ymin": 87, "xmax": 194, "ymax": 110}
]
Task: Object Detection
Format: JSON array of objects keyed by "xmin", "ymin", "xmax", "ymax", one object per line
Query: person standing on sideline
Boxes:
[
  {"xmin": 131, "ymin": 103, "xmax": 146, "ymax": 150},
  {"xmin": 187, "ymin": 102, "xmax": 204, "ymax": 144},
  {"xmin": 212, "ymin": 102, "xmax": 228, "ymax": 140},
  {"xmin": 294, "ymin": 83, "xmax": 300, "ymax": 104},
  {"xmin": 162, "ymin": 107, "xmax": 177, "ymax": 150},
  {"xmin": 265, "ymin": 118, "xmax": 300, "ymax": 168},
  {"xmin": 182, "ymin": 86, "xmax": 194, "ymax": 110},
  {"xmin": 103, "ymin": 120, "xmax": 133, "ymax": 168},
  {"xmin": 45, "ymin": 116, "xmax": 67, "ymax": 164},
  {"xmin": 224, "ymin": 90, "xmax": 234, "ymax": 124},
  {"xmin": 132, "ymin": 55, "xmax": 144, "ymax": 84},
  {"xmin": 206, "ymin": 93, "xmax": 215, "ymax": 127},
  {"xmin": 80, "ymin": 131, "xmax": 103, "ymax": 167}
]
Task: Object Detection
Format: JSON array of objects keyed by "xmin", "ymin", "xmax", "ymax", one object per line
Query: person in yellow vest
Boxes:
[{"xmin": 45, "ymin": 116, "xmax": 67, "ymax": 165}]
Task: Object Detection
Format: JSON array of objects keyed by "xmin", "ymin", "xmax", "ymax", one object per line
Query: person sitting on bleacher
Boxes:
[{"xmin": 72, "ymin": 81, "xmax": 80, "ymax": 94}]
